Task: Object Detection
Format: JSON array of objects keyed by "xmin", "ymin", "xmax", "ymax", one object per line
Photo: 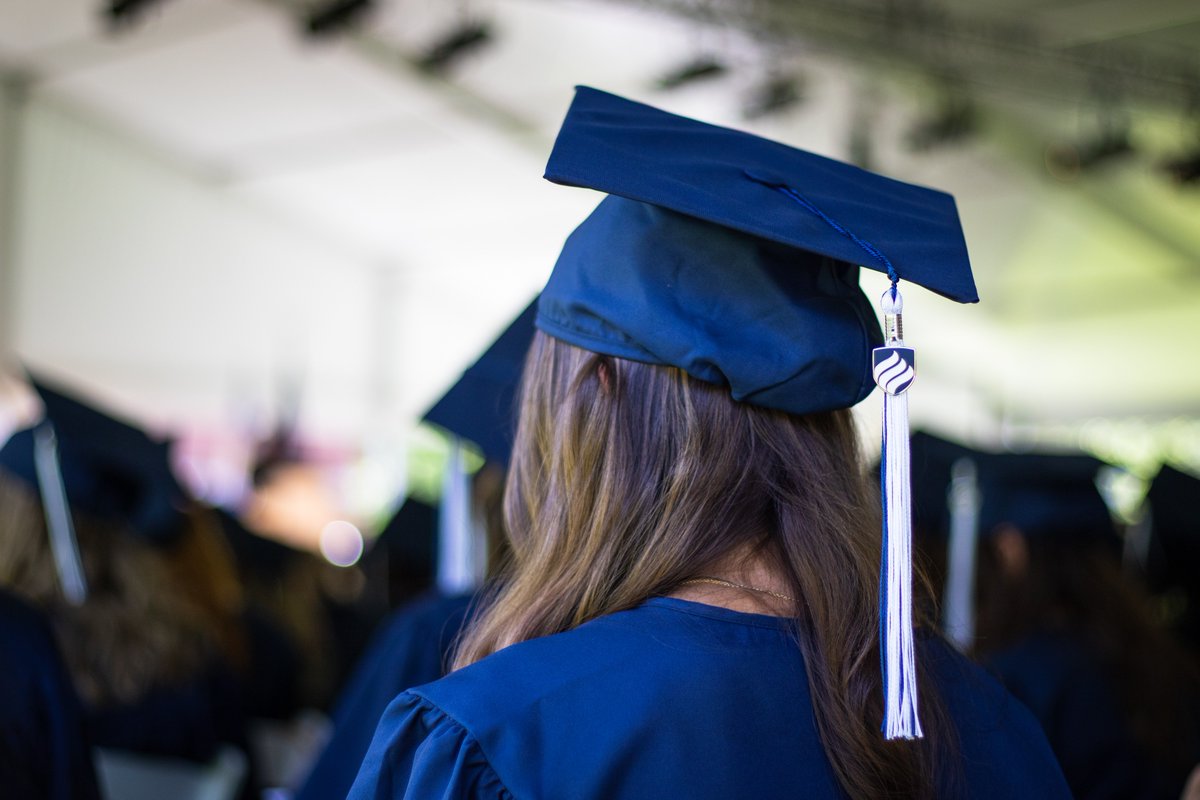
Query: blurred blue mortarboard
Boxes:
[
  {"xmin": 977, "ymin": 451, "xmax": 1115, "ymax": 543},
  {"xmin": 0, "ymin": 376, "xmax": 187, "ymax": 545},
  {"xmin": 539, "ymin": 86, "xmax": 977, "ymax": 416},
  {"xmin": 422, "ymin": 298, "xmax": 537, "ymax": 465},
  {"xmin": 909, "ymin": 431, "xmax": 987, "ymax": 540},
  {"xmin": 1145, "ymin": 465, "xmax": 1200, "ymax": 592},
  {"xmin": 926, "ymin": 440, "xmax": 1117, "ymax": 650},
  {"xmin": 907, "ymin": 431, "xmax": 988, "ymax": 650},
  {"xmin": 375, "ymin": 497, "xmax": 439, "ymax": 605}
]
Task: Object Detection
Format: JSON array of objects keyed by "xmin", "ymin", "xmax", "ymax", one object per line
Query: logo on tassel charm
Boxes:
[{"xmin": 873, "ymin": 347, "xmax": 915, "ymax": 395}]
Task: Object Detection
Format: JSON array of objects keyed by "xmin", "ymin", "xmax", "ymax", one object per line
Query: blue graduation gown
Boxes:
[
  {"xmin": 0, "ymin": 591, "xmax": 101, "ymax": 800},
  {"xmin": 296, "ymin": 592, "xmax": 473, "ymax": 800},
  {"xmin": 349, "ymin": 597, "xmax": 1070, "ymax": 799},
  {"xmin": 988, "ymin": 632, "xmax": 1191, "ymax": 800},
  {"xmin": 87, "ymin": 659, "xmax": 247, "ymax": 763}
]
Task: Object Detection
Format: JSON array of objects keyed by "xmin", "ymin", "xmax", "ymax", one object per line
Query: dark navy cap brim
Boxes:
[
  {"xmin": 0, "ymin": 375, "xmax": 188, "ymax": 544},
  {"xmin": 538, "ymin": 198, "xmax": 883, "ymax": 416}
]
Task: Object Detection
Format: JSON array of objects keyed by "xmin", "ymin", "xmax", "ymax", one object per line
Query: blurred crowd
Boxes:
[
  {"xmin": 0, "ymin": 373, "xmax": 457, "ymax": 798},
  {"xmin": 1, "ymin": 319, "xmax": 1199, "ymax": 799}
]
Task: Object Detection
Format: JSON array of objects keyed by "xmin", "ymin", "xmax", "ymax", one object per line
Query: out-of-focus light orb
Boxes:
[{"xmin": 320, "ymin": 520, "xmax": 364, "ymax": 567}]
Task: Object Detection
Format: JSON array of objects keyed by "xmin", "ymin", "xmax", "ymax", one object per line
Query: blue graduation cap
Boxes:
[
  {"xmin": 935, "ymin": 446, "xmax": 1117, "ymax": 654},
  {"xmin": 977, "ymin": 451, "xmax": 1115, "ymax": 544},
  {"xmin": 423, "ymin": 299, "xmax": 536, "ymax": 594},
  {"xmin": 1144, "ymin": 466, "xmax": 1200, "ymax": 647},
  {"xmin": 1145, "ymin": 466, "xmax": 1200, "ymax": 592},
  {"xmin": 541, "ymin": 86, "xmax": 976, "ymax": 417},
  {"xmin": 377, "ymin": 299, "xmax": 536, "ymax": 599},
  {"xmin": 422, "ymin": 298, "xmax": 537, "ymax": 465},
  {"xmin": 540, "ymin": 87, "xmax": 978, "ymax": 739},
  {"xmin": 908, "ymin": 432, "xmax": 987, "ymax": 651},
  {"xmin": 910, "ymin": 431, "xmax": 985, "ymax": 540},
  {"xmin": 0, "ymin": 376, "xmax": 188, "ymax": 564}
]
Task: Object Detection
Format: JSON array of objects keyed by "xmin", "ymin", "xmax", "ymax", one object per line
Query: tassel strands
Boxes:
[{"xmin": 873, "ymin": 288, "xmax": 923, "ymax": 740}]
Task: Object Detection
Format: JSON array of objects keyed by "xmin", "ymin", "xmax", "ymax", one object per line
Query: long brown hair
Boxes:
[
  {"xmin": 455, "ymin": 331, "xmax": 947, "ymax": 797},
  {"xmin": 0, "ymin": 473, "xmax": 214, "ymax": 706}
]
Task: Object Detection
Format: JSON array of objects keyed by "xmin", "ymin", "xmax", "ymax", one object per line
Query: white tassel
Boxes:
[
  {"xmin": 873, "ymin": 289, "xmax": 923, "ymax": 740},
  {"xmin": 32, "ymin": 424, "xmax": 88, "ymax": 605},
  {"xmin": 437, "ymin": 439, "xmax": 486, "ymax": 594}
]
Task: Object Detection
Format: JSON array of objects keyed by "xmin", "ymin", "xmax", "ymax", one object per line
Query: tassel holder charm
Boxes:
[
  {"xmin": 873, "ymin": 288, "xmax": 923, "ymax": 740},
  {"xmin": 873, "ymin": 293, "xmax": 913, "ymax": 396}
]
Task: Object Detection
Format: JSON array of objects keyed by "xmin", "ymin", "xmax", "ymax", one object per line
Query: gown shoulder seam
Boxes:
[{"xmin": 403, "ymin": 689, "xmax": 518, "ymax": 799}]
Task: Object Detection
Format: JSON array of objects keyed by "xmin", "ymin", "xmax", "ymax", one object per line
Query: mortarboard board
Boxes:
[
  {"xmin": 376, "ymin": 299, "xmax": 536, "ymax": 600},
  {"xmin": 422, "ymin": 298, "xmax": 537, "ymax": 465},
  {"xmin": 539, "ymin": 87, "xmax": 979, "ymax": 739},
  {"xmin": 540, "ymin": 86, "xmax": 976, "ymax": 417},
  {"xmin": 908, "ymin": 432, "xmax": 987, "ymax": 651},
  {"xmin": 976, "ymin": 451, "xmax": 1115, "ymax": 544},
  {"xmin": 910, "ymin": 431, "xmax": 985, "ymax": 540},
  {"xmin": 1142, "ymin": 465, "xmax": 1199, "ymax": 591},
  {"xmin": 936, "ymin": 447, "xmax": 1117, "ymax": 654},
  {"xmin": 422, "ymin": 300, "xmax": 536, "ymax": 594},
  {"xmin": 1143, "ymin": 466, "xmax": 1200, "ymax": 648},
  {"xmin": 0, "ymin": 376, "xmax": 188, "ymax": 545}
]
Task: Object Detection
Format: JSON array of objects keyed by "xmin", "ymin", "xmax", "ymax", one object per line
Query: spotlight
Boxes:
[
  {"xmin": 417, "ymin": 21, "xmax": 493, "ymax": 72},
  {"xmin": 654, "ymin": 56, "xmax": 727, "ymax": 91},
  {"xmin": 741, "ymin": 75, "xmax": 804, "ymax": 121},
  {"xmin": 304, "ymin": 0, "xmax": 374, "ymax": 39}
]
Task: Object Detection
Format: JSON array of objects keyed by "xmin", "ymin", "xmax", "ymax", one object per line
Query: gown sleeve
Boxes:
[{"xmin": 348, "ymin": 690, "xmax": 513, "ymax": 800}]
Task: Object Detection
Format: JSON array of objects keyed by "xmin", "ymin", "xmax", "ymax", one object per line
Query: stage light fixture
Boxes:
[
  {"xmin": 417, "ymin": 20, "xmax": 493, "ymax": 72},
  {"xmin": 905, "ymin": 96, "xmax": 976, "ymax": 152},
  {"xmin": 1045, "ymin": 126, "xmax": 1134, "ymax": 182},
  {"xmin": 741, "ymin": 74, "xmax": 804, "ymax": 120},
  {"xmin": 304, "ymin": 0, "xmax": 374, "ymax": 39},
  {"xmin": 103, "ymin": 0, "xmax": 172, "ymax": 31},
  {"xmin": 654, "ymin": 56, "xmax": 727, "ymax": 91}
]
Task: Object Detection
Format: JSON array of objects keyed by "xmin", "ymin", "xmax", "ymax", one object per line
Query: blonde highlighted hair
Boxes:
[{"xmin": 455, "ymin": 331, "xmax": 948, "ymax": 797}]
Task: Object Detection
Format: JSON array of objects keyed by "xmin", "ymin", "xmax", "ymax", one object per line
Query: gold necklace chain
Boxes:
[{"xmin": 679, "ymin": 576, "xmax": 795, "ymax": 603}]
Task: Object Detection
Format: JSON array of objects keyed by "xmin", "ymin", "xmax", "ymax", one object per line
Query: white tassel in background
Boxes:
[
  {"xmin": 943, "ymin": 457, "xmax": 981, "ymax": 652},
  {"xmin": 32, "ymin": 424, "xmax": 88, "ymax": 605},
  {"xmin": 873, "ymin": 288, "xmax": 923, "ymax": 740},
  {"xmin": 437, "ymin": 439, "xmax": 487, "ymax": 595}
]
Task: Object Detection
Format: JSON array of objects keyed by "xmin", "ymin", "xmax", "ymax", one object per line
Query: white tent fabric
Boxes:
[{"xmin": 0, "ymin": 0, "xmax": 1197, "ymax": 480}]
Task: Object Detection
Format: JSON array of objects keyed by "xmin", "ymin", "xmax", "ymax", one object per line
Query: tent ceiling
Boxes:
[{"xmin": 0, "ymin": 0, "xmax": 1197, "ymax": 461}]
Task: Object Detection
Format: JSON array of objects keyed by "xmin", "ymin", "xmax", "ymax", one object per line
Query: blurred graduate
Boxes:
[
  {"xmin": 349, "ymin": 88, "xmax": 1069, "ymax": 798},
  {"xmin": 0, "ymin": 588, "xmax": 101, "ymax": 799},
  {"xmin": 296, "ymin": 299, "xmax": 534, "ymax": 800},
  {"xmin": 0, "ymin": 377, "xmax": 250, "ymax": 771},
  {"xmin": 963, "ymin": 452, "xmax": 1200, "ymax": 799}
]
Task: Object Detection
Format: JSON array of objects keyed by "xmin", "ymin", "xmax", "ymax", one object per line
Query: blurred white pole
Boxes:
[
  {"xmin": 33, "ymin": 425, "xmax": 88, "ymax": 605},
  {"xmin": 942, "ymin": 457, "xmax": 980, "ymax": 651},
  {"xmin": 437, "ymin": 439, "xmax": 484, "ymax": 594}
]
